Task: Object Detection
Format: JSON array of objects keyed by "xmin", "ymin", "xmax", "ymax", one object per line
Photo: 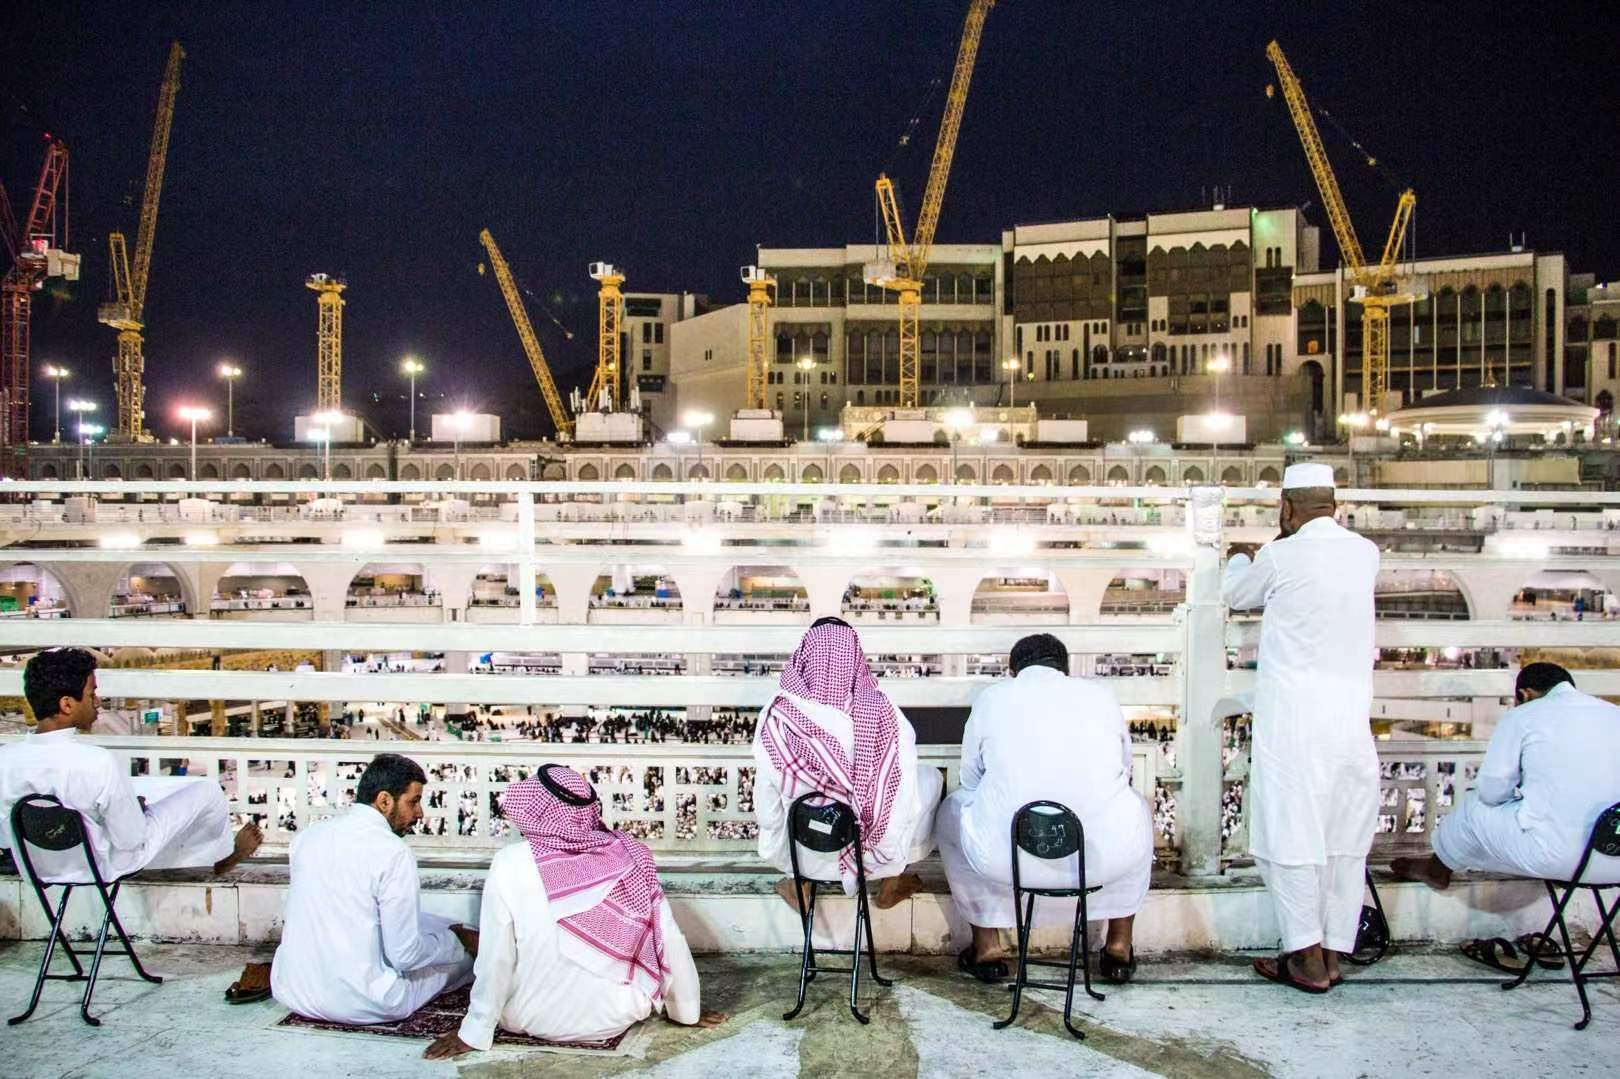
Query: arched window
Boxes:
[
  {"xmin": 1068, "ymin": 464, "xmax": 1091, "ymax": 484},
  {"xmin": 470, "ymin": 463, "xmax": 493, "ymax": 481},
  {"xmin": 877, "ymin": 464, "xmax": 900, "ymax": 483},
  {"xmin": 726, "ymin": 464, "xmax": 748, "ymax": 481},
  {"xmin": 651, "ymin": 463, "xmax": 673, "ymax": 481},
  {"xmin": 614, "ymin": 463, "xmax": 636, "ymax": 480},
  {"xmin": 1221, "ymin": 466, "xmax": 1243, "ymax": 485},
  {"xmin": 398, "ymin": 463, "xmax": 420, "ymax": 481},
  {"xmin": 297, "ymin": 463, "xmax": 318, "ymax": 479},
  {"xmin": 367, "ymin": 463, "xmax": 388, "ymax": 479},
  {"xmin": 915, "ymin": 463, "xmax": 938, "ymax": 483},
  {"xmin": 1182, "ymin": 466, "xmax": 1205, "ymax": 484},
  {"xmin": 435, "ymin": 464, "xmax": 456, "ymax": 480},
  {"xmin": 200, "ymin": 463, "xmax": 220, "ymax": 479},
  {"xmin": 332, "ymin": 463, "xmax": 353, "ymax": 480},
  {"xmin": 801, "ymin": 463, "xmax": 824, "ymax": 483},
  {"xmin": 506, "ymin": 464, "xmax": 528, "ymax": 481},
  {"xmin": 136, "ymin": 463, "xmax": 155, "ymax": 479},
  {"xmin": 839, "ymin": 463, "xmax": 862, "ymax": 484},
  {"xmin": 1030, "ymin": 464, "xmax": 1052, "ymax": 483},
  {"xmin": 1106, "ymin": 465, "xmax": 1130, "ymax": 483},
  {"xmin": 577, "ymin": 463, "xmax": 600, "ymax": 481},
  {"xmin": 231, "ymin": 462, "xmax": 253, "ymax": 479},
  {"xmin": 1144, "ymin": 465, "xmax": 1166, "ymax": 485},
  {"xmin": 955, "ymin": 464, "xmax": 976, "ymax": 482}
]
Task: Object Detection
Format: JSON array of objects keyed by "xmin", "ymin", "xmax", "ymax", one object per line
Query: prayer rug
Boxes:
[{"xmin": 275, "ymin": 985, "xmax": 650, "ymax": 1056}]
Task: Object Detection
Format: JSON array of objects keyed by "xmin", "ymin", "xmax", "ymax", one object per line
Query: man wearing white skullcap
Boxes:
[{"xmin": 1223, "ymin": 461, "xmax": 1380, "ymax": 993}]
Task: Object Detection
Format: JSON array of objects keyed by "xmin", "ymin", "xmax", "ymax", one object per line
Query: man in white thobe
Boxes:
[
  {"xmin": 0, "ymin": 648, "xmax": 259, "ymax": 884},
  {"xmin": 753, "ymin": 618, "xmax": 944, "ymax": 909},
  {"xmin": 424, "ymin": 768, "xmax": 722, "ymax": 1060},
  {"xmin": 937, "ymin": 634, "xmax": 1153, "ymax": 982},
  {"xmin": 1224, "ymin": 462, "xmax": 1380, "ymax": 993},
  {"xmin": 1395, "ymin": 663, "xmax": 1620, "ymax": 889},
  {"xmin": 271, "ymin": 753, "xmax": 477, "ymax": 1023}
]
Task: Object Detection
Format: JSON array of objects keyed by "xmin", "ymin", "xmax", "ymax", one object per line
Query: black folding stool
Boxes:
[
  {"xmin": 781, "ymin": 791, "xmax": 891, "ymax": 1024},
  {"xmin": 8, "ymin": 795, "xmax": 163, "ymax": 1026},
  {"xmin": 1501, "ymin": 801, "xmax": 1620, "ymax": 1030},
  {"xmin": 995, "ymin": 800, "xmax": 1104, "ymax": 1040}
]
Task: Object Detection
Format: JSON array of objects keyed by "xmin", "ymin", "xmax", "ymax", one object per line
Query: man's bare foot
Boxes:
[
  {"xmin": 1391, "ymin": 854, "xmax": 1451, "ymax": 891},
  {"xmin": 214, "ymin": 823, "xmax": 263, "ymax": 874},
  {"xmin": 971, "ymin": 924, "xmax": 1007, "ymax": 964},
  {"xmin": 775, "ymin": 878, "xmax": 811, "ymax": 911},
  {"xmin": 1323, "ymin": 950, "xmax": 1343, "ymax": 985},
  {"xmin": 873, "ymin": 871, "xmax": 925, "ymax": 910},
  {"xmin": 1253, "ymin": 951, "xmax": 1331, "ymax": 992}
]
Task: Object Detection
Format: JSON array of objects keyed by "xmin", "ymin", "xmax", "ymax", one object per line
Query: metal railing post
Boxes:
[{"xmin": 1178, "ymin": 486, "xmax": 1228, "ymax": 877}]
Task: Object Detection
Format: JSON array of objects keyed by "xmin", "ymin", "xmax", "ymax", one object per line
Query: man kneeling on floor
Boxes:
[
  {"xmin": 424, "ymin": 766, "xmax": 721, "ymax": 1059},
  {"xmin": 1394, "ymin": 663, "xmax": 1620, "ymax": 898},
  {"xmin": 0, "ymin": 647, "xmax": 260, "ymax": 883},
  {"xmin": 271, "ymin": 753, "xmax": 477, "ymax": 1023},
  {"xmin": 936, "ymin": 633, "xmax": 1154, "ymax": 984}
]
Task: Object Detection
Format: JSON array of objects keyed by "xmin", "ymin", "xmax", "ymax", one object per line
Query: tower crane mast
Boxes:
[
  {"xmin": 740, "ymin": 265, "xmax": 776, "ymax": 411},
  {"xmin": 1, "ymin": 136, "xmax": 75, "ymax": 473},
  {"xmin": 99, "ymin": 41, "xmax": 184, "ymax": 439},
  {"xmin": 478, "ymin": 229, "xmax": 573, "ymax": 438},
  {"xmin": 1266, "ymin": 40, "xmax": 1416, "ymax": 415},
  {"xmin": 869, "ymin": 0, "xmax": 993, "ymax": 408},
  {"xmin": 586, "ymin": 262, "xmax": 624, "ymax": 411}
]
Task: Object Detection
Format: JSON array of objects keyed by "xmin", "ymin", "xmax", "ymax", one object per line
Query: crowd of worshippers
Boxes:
[{"xmin": 4, "ymin": 464, "xmax": 1620, "ymax": 1046}]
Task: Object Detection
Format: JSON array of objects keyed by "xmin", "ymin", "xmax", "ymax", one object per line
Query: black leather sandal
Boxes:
[{"xmin": 1100, "ymin": 949, "xmax": 1137, "ymax": 984}]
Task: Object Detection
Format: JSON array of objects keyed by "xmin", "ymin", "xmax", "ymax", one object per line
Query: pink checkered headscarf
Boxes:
[
  {"xmin": 500, "ymin": 768, "xmax": 669, "ymax": 1002},
  {"xmin": 758, "ymin": 621, "xmax": 903, "ymax": 887}
]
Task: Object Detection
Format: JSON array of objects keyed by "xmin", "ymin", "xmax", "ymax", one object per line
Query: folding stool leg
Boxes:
[
  {"xmin": 100, "ymin": 883, "xmax": 162, "ymax": 985},
  {"xmin": 78, "ymin": 899, "xmax": 118, "ymax": 1026},
  {"xmin": 858, "ymin": 884, "xmax": 892, "ymax": 987},
  {"xmin": 1079, "ymin": 887, "xmax": 1104, "ymax": 1004},
  {"xmin": 1059, "ymin": 894, "xmax": 1087, "ymax": 1040},
  {"xmin": 1502, "ymin": 880, "xmax": 1574, "ymax": 994},
  {"xmin": 9, "ymin": 884, "xmax": 79, "ymax": 1026},
  {"xmin": 784, "ymin": 879, "xmax": 817, "ymax": 1021},
  {"xmin": 995, "ymin": 890, "xmax": 1037, "ymax": 1030},
  {"xmin": 847, "ymin": 890, "xmax": 869, "ymax": 1025}
]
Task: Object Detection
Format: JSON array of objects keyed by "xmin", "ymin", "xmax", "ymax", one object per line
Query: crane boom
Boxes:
[
  {"xmin": 1266, "ymin": 39, "xmax": 1417, "ymax": 414},
  {"xmin": 478, "ymin": 229, "xmax": 572, "ymax": 438},
  {"xmin": 100, "ymin": 41, "xmax": 184, "ymax": 439},
  {"xmin": 1, "ymin": 137, "xmax": 72, "ymax": 469},
  {"xmin": 870, "ymin": 0, "xmax": 994, "ymax": 409},
  {"xmin": 909, "ymin": 0, "xmax": 993, "ymax": 279}
]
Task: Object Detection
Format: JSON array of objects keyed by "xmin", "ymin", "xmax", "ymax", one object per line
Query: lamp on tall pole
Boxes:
[
  {"xmin": 401, "ymin": 357, "xmax": 424, "ymax": 442},
  {"xmin": 1002, "ymin": 358, "xmax": 1020, "ymax": 408},
  {"xmin": 77, "ymin": 422, "xmax": 104, "ymax": 480},
  {"xmin": 67, "ymin": 399, "xmax": 97, "ymax": 474},
  {"xmin": 1338, "ymin": 411, "xmax": 1370, "ymax": 487},
  {"xmin": 216, "ymin": 363, "xmax": 242, "ymax": 437},
  {"xmin": 42, "ymin": 365, "xmax": 69, "ymax": 443},
  {"xmin": 682, "ymin": 409, "xmax": 713, "ymax": 480},
  {"xmin": 796, "ymin": 356, "xmax": 815, "ymax": 442},
  {"xmin": 450, "ymin": 410, "xmax": 474, "ymax": 480},
  {"xmin": 178, "ymin": 406, "xmax": 211, "ymax": 481}
]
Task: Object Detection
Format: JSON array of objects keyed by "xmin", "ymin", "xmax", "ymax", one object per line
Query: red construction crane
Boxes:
[{"xmin": 1, "ymin": 134, "xmax": 76, "ymax": 477}]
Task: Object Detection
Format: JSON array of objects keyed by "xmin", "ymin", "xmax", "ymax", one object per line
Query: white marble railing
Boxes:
[{"xmin": 57, "ymin": 735, "xmax": 1164, "ymax": 858}]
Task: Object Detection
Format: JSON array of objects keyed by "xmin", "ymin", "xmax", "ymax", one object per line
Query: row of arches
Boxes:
[
  {"xmin": 35, "ymin": 461, "xmax": 536, "ymax": 482},
  {"xmin": 572, "ymin": 461, "xmax": 1286, "ymax": 486}
]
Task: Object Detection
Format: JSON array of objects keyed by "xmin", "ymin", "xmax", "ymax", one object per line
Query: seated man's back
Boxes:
[
  {"xmin": 272, "ymin": 754, "xmax": 472, "ymax": 1023},
  {"xmin": 1510, "ymin": 684, "xmax": 1620, "ymax": 868},
  {"xmin": 0, "ymin": 727, "xmax": 145, "ymax": 882}
]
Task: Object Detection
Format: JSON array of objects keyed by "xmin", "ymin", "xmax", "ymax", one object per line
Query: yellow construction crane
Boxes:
[
  {"xmin": 98, "ymin": 41, "xmax": 184, "ymax": 439},
  {"xmin": 869, "ymin": 0, "xmax": 993, "ymax": 408},
  {"xmin": 305, "ymin": 273, "xmax": 345, "ymax": 410},
  {"xmin": 740, "ymin": 264, "xmax": 776, "ymax": 410},
  {"xmin": 478, "ymin": 229, "xmax": 573, "ymax": 438},
  {"xmin": 1266, "ymin": 40, "xmax": 1416, "ymax": 415},
  {"xmin": 586, "ymin": 261, "xmax": 624, "ymax": 411}
]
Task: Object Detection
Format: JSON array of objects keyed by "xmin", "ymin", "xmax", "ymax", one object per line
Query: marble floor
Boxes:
[{"xmin": 0, "ymin": 942, "xmax": 1613, "ymax": 1078}]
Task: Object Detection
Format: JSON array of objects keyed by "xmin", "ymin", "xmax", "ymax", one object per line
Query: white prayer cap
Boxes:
[{"xmin": 1281, "ymin": 462, "xmax": 1335, "ymax": 490}]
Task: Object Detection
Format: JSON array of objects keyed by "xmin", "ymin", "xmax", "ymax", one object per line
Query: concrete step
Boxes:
[{"xmin": 0, "ymin": 858, "xmax": 1595, "ymax": 956}]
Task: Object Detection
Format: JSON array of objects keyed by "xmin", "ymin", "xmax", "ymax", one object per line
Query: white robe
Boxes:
[
  {"xmin": 0, "ymin": 728, "xmax": 235, "ymax": 884},
  {"xmin": 937, "ymin": 666, "xmax": 1153, "ymax": 927},
  {"xmin": 457, "ymin": 843, "xmax": 700, "ymax": 1050},
  {"xmin": 753, "ymin": 692, "xmax": 943, "ymax": 889},
  {"xmin": 1225, "ymin": 516, "xmax": 1380, "ymax": 952},
  {"xmin": 1434, "ymin": 683, "xmax": 1620, "ymax": 884},
  {"xmin": 271, "ymin": 805, "xmax": 473, "ymax": 1023}
]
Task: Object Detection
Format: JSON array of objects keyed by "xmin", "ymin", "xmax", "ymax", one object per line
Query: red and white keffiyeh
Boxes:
[
  {"xmin": 758, "ymin": 621, "xmax": 903, "ymax": 887},
  {"xmin": 500, "ymin": 769, "xmax": 669, "ymax": 1002}
]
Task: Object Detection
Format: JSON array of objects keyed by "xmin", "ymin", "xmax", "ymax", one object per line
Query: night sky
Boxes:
[{"xmin": 5, "ymin": 2, "xmax": 1617, "ymax": 442}]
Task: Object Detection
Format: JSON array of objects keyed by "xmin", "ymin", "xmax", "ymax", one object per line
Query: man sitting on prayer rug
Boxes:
[
  {"xmin": 424, "ymin": 766, "xmax": 721, "ymax": 1059},
  {"xmin": 272, "ymin": 753, "xmax": 477, "ymax": 1023}
]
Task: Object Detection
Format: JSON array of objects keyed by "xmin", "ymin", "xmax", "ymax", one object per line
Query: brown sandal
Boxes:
[{"xmin": 224, "ymin": 961, "xmax": 273, "ymax": 1005}]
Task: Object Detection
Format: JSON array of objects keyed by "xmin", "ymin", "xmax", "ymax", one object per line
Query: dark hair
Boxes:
[
  {"xmin": 24, "ymin": 648, "xmax": 98, "ymax": 721},
  {"xmin": 356, "ymin": 753, "xmax": 427, "ymax": 807},
  {"xmin": 809, "ymin": 616, "xmax": 851, "ymax": 630},
  {"xmin": 1516, "ymin": 662, "xmax": 1573, "ymax": 698},
  {"xmin": 1010, "ymin": 633, "xmax": 1068, "ymax": 675}
]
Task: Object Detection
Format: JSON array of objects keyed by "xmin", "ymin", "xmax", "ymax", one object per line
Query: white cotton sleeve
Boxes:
[
  {"xmin": 457, "ymin": 869, "xmax": 515, "ymax": 1052},
  {"xmin": 658, "ymin": 904, "xmax": 702, "ymax": 1025},
  {"xmin": 376, "ymin": 846, "xmax": 465, "ymax": 973},
  {"xmin": 1223, "ymin": 546, "xmax": 1277, "ymax": 611}
]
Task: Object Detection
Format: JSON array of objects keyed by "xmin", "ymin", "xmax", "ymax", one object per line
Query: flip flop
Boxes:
[
  {"xmin": 1252, "ymin": 955, "xmax": 1331, "ymax": 995},
  {"xmin": 958, "ymin": 945, "xmax": 1008, "ymax": 984},
  {"xmin": 1514, "ymin": 932, "xmax": 1566, "ymax": 970},
  {"xmin": 1458, "ymin": 937, "xmax": 1527, "ymax": 975},
  {"xmin": 1100, "ymin": 950, "xmax": 1137, "ymax": 984}
]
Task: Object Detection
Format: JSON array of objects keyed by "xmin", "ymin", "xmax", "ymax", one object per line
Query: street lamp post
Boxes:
[
  {"xmin": 796, "ymin": 356, "xmax": 815, "ymax": 442},
  {"xmin": 1485, "ymin": 409, "xmax": 1509, "ymax": 489},
  {"xmin": 66, "ymin": 400, "xmax": 97, "ymax": 475},
  {"xmin": 312, "ymin": 410, "xmax": 345, "ymax": 482},
  {"xmin": 401, "ymin": 357, "xmax": 424, "ymax": 442},
  {"xmin": 178, "ymin": 406, "xmax": 210, "ymax": 480},
  {"xmin": 1338, "ymin": 412, "xmax": 1370, "ymax": 486},
  {"xmin": 682, "ymin": 410, "xmax": 713, "ymax": 480},
  {"xmin": 43, "ymin": 365, "xmax": 69, "ymax": 443},
  {"xmin": 78, "ymin": 423, "xmax": 104, "ymax": 480},
  {"xmin": 1002, "ymin": 358, "xmax": 1020, "ymax": 408},
  {"xmin": 217, "ymin": 363, "xmax": 242, "ymax": 437},
  {"xmin": 450, "ymin": 410, "xmax": 474, "ymax": 480}
]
